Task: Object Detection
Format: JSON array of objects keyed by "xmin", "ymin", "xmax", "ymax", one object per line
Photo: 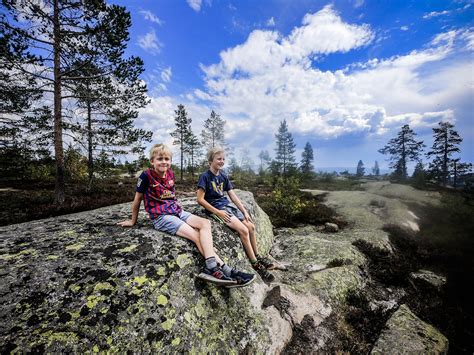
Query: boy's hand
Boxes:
[
  {"xmin": 117, "ymin": 220, "xmax": 135, "ymax": 227},
  {"xmin": 217, "ymin": 210, "xmax": 232, "ymax": 223},
  {"xmin": 243, "ymin": 211, "xmax": 253, "ymax": 223}
]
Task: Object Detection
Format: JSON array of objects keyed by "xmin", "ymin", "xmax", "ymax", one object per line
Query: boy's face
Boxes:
[
  {"xmin": 210, "ymin": 153, "xmax": 225, "ymax": 170},
  {"xmin": 151, "ymin": 153, "xmax": 171, "ymax": 175}
]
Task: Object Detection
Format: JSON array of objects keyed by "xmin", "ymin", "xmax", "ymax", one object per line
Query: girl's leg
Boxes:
[
  {"xmin": 183, "ymin": 215, "xmax": 225, "ymax": 266},
  {"xmin": 226, "ymin": 217, "xmax": 257, "ymax": 261}
]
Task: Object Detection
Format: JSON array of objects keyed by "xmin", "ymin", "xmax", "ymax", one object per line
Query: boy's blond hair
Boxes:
[
  {"xmin": 149, "ymin": 144, "xmax": 173, "ymax": 160},
  {"xmin": 207, "ymin": 147, "xmax": 225, "ymax": 164}
]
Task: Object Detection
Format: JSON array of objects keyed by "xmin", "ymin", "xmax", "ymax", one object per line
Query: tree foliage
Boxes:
[
  {"xmin": 201, "ymin": 110, "xmax": 225, "ymax": 151},
  {"xmin": 426, "ymin": 121, "xmax": 463, "ymax": 186},
  {"xmin": 274, "ymin": 120, "xmax": 296, "ymax": 175},
  {"xmin": 300, "ymin": 142, "xmax": 314, "ymax": 175},
  {"xmin": 372, "ymin": 161, "xmax": 380, "ymax": 176},
  {"xmin": 356, "ymin": 160, "xmax": 365, "ymax": 177},
  {"xmin": 171, "ymin": 104, "xmax": 192, "ymax": 181},
  {"xmin": 378, "ymin": 124, "xmax": 424, "ymax": 180}
]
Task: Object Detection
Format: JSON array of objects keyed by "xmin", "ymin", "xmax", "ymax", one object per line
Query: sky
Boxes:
[{"xmin": 111, "ymin": 0, "xmax": 473, "ymax": 171}]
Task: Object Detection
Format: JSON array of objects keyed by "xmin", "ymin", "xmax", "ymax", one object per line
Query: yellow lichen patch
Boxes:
[
  {"xmin": 93, "ymin": 282, "xmax": 114, "ymax": 293},
  {"xmin": 156, "ymin": 266, "xmax": 166, "ymax": 276},
  {"xmin": 176, "ymin": 254, "xmax": 192, "ymax": 269},
  {"xmin": 65, "ymin": 243, "xmax": 85, "ymax": 251},
  {"xmin": 107, "ymin": 337, "xmax": 113, "ymax": 345},
  {"xmin": 0, "ymin": 248, "xmax": 37, "ymax": 261},
  {"xmin": 69, "ymin": 311, "xmax": 80, "ymax": 320},
  {"xmin": 161, "ymin": 318, "xmax": 175, "ymax": 331},
  {"xmin": 184, "ymin": 311, "xmax": 192, "ymax": 324},
  {"xmin": 46, "ymin": 255, "xmax": 59, "ymax": 260},
  {"xmin": 68, "ymin": 284, "xmax": 81, "ymax": 293},
  {"xmin": 92, "ymin": 345, "xmax": 100, "ymax": 353},
  {"xmin": 117, "ymin": 244, "xmax": 138, "ymax": 253},
  {"xmin": 157, "ymin": 294, "xmax": 168, "ymax": 306},
  {"xmin": 86, "ymin": 295, "xmax": 105, "ymax": 309},
  {"xmin": 171, "ymin": 337, "xmax": 181, "ymax": 346},
  {"xmin": 160, "ymin": 283, "xmax": 169, "ymax": 292},
  {"xmin": 40, "ymin": 330, "xmax": 79, "ymax": 345},
  {"xmin": 100, "ymin": 307, "xmax": 108, "ymax": 314}
]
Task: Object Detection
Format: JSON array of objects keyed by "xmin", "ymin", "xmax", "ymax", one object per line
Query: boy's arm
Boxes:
[
  {"xmin": 118, "ymin": 192, "xmax": 143, "ymax": 227},
  {"xmin": 227, "ymin": 190, "xmax": 252, "ymax": 222},
  {"xmin": 196, "ymin": 188, "xmax": 232, "ymax": 223}
]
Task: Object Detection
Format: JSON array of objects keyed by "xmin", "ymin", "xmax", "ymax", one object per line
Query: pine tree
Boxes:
[
  {"xmin": 412, "ymin": 161, "xmax": 426, "ymax": 188},
  {"xmin": 300, "ymin": 142, "xmax": 314, "ymax": 175},
  {"xmin": 426, "ymin": 121, "xmax": 463, "ymax": 186},
  {"xmin": 378, "ymin": 124, "xmax": 424, "ymax": 180},
  {"xmin": 185, "ymin": 131, "xmax": 200, "ymax": 178},
  {"xmin": 356, "ymin": 160, "xmax": 365, "ymax": 177},
  {"xmin": 1, "ymin": 0, "xmax": 143, "ymax": 203},
  {"xmin": 372, "ymin": 161, "xmax": 380, "ymax": 176},
  {"xmin": 450, "ymin": 159, "xmax": 472, "ymax": 188},
  {"xmin": 201, "ymin": 110, "xmax": 225, "ymax": 151},
  {"xmin": 274, "ymin": 120, "xmax": 296, "ymax": 175},
  {"xmin": 171, "ymin": 104, "xmax": 192, "ymax": 181}
]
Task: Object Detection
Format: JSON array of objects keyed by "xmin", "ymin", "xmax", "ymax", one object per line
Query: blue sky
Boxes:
[{"xmin": 112, "ymin": 0, "xmax": 473, "ymax": 170}]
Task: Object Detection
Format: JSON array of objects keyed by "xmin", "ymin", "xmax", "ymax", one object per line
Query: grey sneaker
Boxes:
[{"xmin": 252, "ymin": 262, "xmax": 275, "ymax": 283}]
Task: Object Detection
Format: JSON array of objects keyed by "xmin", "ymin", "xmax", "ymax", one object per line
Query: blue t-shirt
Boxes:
[{"xmin": 197, "ymin": 170, "xmax": 233, "ymax": 209}]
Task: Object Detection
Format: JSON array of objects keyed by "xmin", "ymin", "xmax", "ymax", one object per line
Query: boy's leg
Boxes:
[
  {"xmin": 226, "ymin": 216, "xmax": 257, "ymax": 261},
  {"xmin": 184, "ymin": 214, "xmax": 225, "ymax": 266},
  {"xmin": 242, "ymin": 220, "xmax": 258, "ymax": 255},
  {"xmin": 175, "ymin": 223, "xmax": 205, "ymax": 256}
]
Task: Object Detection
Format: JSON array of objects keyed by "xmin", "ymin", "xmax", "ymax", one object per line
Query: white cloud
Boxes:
[
  {"xmin": 400, "ymin": 26, "xmax": 409, "ymax": 31},
  {"xmin": 423, "ymin": 10, "xmax": 451, "ymax": 19},
  {"xmin": 203, "ymin": 6, "xmax": 373, "ymax": 78},
  {"xmin": 266, "ymin": 17, "xmax": 275, "ymax": 27},
  {"xmin": 161, "ymin": 67, "xmax": 172, "ymax": 83},
  {"xmin": 139, "ymin": 10, "xmax": 163, "ymax": 25},
  {"xmin": 187, "ymin": 0, "xmax": 202, "ymax": 12},
  {"xmin": 353, "ymin": 0, "xmax": 364, "ymax": 8},
  {"xmin": 138, "ymin": 29, "xmax": 162, "ymax": 54}
]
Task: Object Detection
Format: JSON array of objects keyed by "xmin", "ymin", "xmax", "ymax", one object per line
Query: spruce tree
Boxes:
[
  {"xmin": 185, "ymin": 131, "xmax": 200, "ymax": 178},
  {"xmin": 378, "ymin": 124, "xmax": 424, "ymax": 180},
  {"xmin": 372, "ymin": 161, "xmax": 380, "ymax": 176},
  {"xmin": 300, "ymin": 142, "xmax": 314, "ymax": 175},
  {"xmin": 171, "ymin": 104, "xmax": 192, "ymax": 181},
  {"xmin": 258, "ymin": 150, "xmax": 271, "ymax": 173},
  {"xmin": 201, "ymin": 110, "xmax": 225, "ymax": 151},
  {"xmin": 426, "ymin": 121, "xmax": 463, "ymax": 186},
  {"xmin": 274, "ymin": 120, "xmax": 296, "ymax": 175},
  {"xmin": 356, "ymin": 160, "xmax": 365, "ymax": 177}
]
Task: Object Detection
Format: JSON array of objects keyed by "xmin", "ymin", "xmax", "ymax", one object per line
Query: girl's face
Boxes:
[
  {"xmin": 151, "ymin": 153, "xmax": 171, "ymax": 176},
  {"xmin": 210, "ymin": 152, "xmax": 225, "ymax": 171}
]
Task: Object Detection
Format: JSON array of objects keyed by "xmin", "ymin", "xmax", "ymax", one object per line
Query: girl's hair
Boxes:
[
  {"xmin": 149, "ymin": 144, "xmax": 173, "ymax": 160},
  {"xmin": 207, "ymin": 147, "xmax": 225, "ymax": 164}
]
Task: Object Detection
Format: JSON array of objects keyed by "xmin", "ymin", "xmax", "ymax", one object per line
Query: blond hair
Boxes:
[
  {"xmin": 207, "ymin": 147, "xmax": 225, "ymax": 164},
  {"xmin": 149, "ymin": 144, "xmax": 173, "ymax": 160}
]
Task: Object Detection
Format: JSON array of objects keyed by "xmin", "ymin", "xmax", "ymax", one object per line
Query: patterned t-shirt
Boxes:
[
  {"xmin": 197, "ymin": 170, "xmax": 233, "ymax": 209},
  {"xmin": 136, "ymin": 168, "xmax": 182, "ymax": 219}
]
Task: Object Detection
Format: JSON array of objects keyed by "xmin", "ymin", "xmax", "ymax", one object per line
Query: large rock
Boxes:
[
  {"xmin": 371, "ymin": 304, "xmax": 449, "ymax": 354},
  {"xmin": 0, "ymin": 191, "xmax": 283, "ymax": 353}
]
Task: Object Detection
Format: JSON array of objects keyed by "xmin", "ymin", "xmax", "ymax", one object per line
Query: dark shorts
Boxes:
[{"xmin": 220, "ymin": 204, "xmax": 245, "ymax": 221}]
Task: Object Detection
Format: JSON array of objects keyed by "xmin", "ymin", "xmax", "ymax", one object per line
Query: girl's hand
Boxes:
[
  {"xmin": 117, "ymin": 220, "xmax": 135, "ymax": 227},
  {"xmin": 217, "ymin": 210, "xmax": 232, "ymax": 223}
]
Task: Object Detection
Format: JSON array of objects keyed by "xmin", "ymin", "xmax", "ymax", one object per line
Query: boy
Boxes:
[
  {"xmin": 197, "ymin": 147, "xmax": 276, "ymax": 283},
  {"xmin": 118, "ymin": 143, "xmax": 255, "ymax": 287}
]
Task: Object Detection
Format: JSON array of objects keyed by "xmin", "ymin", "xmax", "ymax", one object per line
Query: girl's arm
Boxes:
[
  {"xmin": 227, "ymin": 190, "xmax": 252, "ymax": 222},
  {"xmin": 118, "ymin": 192, "xmax": 143, "ymax": 227},
  {"xmin": 196, "ymin": 188, "xmax": 232, "ymax": 223}
]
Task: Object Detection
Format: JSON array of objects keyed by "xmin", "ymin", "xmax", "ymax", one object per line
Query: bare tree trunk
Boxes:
[
  {"xmin": 87, "ymin": 98, "xmax": 94, "ymax": 188},
  {"xmin": 53, "ymin": 0, "xmax": 65, "ymax": 204}
]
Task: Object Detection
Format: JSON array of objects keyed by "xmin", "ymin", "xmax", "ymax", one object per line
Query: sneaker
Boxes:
[
  {"xmin": 257, "ymin": 255, "xmax": 277, "ymax": 270},
  {"xmin": 226, "ymin": 269, "xmax": 256, "ymax": 288},
  {"xmin": 197, "ymin": 266, "xmax": 236, "ymax": 286},
  {"xmin": 252, "ymin": 262, "xmax": 275, "ymax": 283}
]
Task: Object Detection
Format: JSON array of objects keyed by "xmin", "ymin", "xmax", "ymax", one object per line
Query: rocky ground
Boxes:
[{"xmin": 0, "ymin": 184, "xmax": 450, "ymax": 353}]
